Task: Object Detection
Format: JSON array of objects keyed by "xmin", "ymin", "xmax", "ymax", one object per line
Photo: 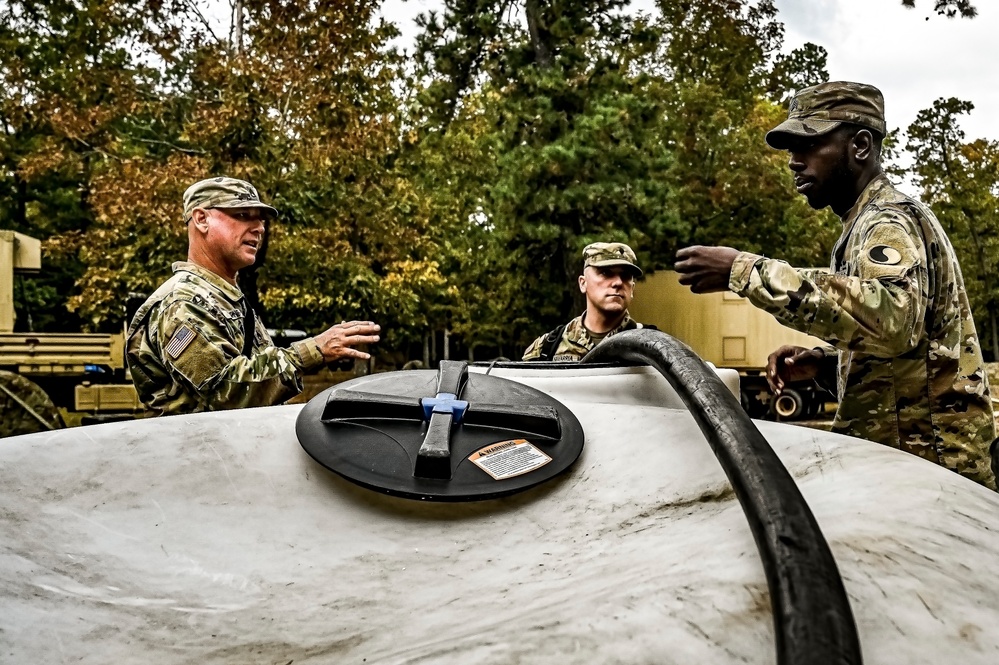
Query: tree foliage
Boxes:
[
  {"xmin": 412, "ymin": 0, "xmax": 673, "ymax": 340},
  {"xmin": 3, "ymin": 0, "xmax": 445, "ymax": 352},
  {"xmin": 901, "ymin": 0, "xmax": 977, "ymax": 18},
  {"xmin": 407, "ymin": 0, "xmax": 837, "ymax": 352},
  {"xmin": 2, "ymin": 0, "xmax": 989, "ymax": 365},
  {"xmin": 652, "ymin": 0, "xmax": 837, "ymax": 270},
  {"xmin": 906, "ymin": 97, "xmax": 999, "ymax": 359},
  {"xmin": 0, "ymin": 0, "xmax": 192, "ymax": 330}
]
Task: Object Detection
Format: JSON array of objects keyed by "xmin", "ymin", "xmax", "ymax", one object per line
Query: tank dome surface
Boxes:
[{"xmin": 2, "ymin": 362, "xmax": 999, "ymax": 664}]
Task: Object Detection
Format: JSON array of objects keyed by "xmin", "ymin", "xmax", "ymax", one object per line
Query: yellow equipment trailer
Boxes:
[{"xmin": 629, "ymin": 270, "xmax": 834, "ymax": 420}]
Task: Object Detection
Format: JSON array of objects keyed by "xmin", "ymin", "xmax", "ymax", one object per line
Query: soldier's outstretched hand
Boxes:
[
  {"xmin": 674, "ymin": 245, "xmax": 741, "ymax": 293},
  {"xmin": 315, "ymin": 320, "xmax": 381, "ymax": 362},
  {"xmin": 766, "ymin": 345, "xmax": 823, "ymax": 394}
]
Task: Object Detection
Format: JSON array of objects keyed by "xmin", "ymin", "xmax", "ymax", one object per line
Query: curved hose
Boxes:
[{"xmin": 584, "ymin": 329, "xmax": 862, "ymax": 665}]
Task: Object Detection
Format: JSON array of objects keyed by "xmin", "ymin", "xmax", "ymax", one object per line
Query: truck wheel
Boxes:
[
  {"xmin": 806, "ymin": 396, "xmax": 822, "ymax": 417},
  {"xmin": 741, "ymin": 389, "xmax": 769, "ymax": 419},
  {"xmin": 0, "ymin": 370, "xmax": 65, "ymax": 437},
  {"xmin": 770, "ymin": 388, "xmax": 804, "ymax": 420}
]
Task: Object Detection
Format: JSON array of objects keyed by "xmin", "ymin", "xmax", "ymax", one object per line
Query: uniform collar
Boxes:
[
  {"xmin": 840, "ymin": 173, "xmax": 891, "ymax": 227},
  {"xmin": 578, "ymin": 310, "xmax": 634, "ymax": 336},
  {"xmin": 172, "ymin": 261, "xmax": 244, "ymax": 301}
]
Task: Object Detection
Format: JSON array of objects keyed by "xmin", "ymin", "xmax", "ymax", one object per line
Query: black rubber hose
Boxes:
[{"xmin": 583, "ymin": 328, "xmax": 862, "ymax": 665}]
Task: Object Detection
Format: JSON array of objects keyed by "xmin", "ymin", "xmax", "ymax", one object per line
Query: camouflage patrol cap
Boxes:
[
  {"xmin": 582, "ymin": 242, "xmax": 642, "ymax": 276},
  {"xmin": 183, "ymin": 177, "xmax": 278, "ymax": 223},
  {"xmin": 766, "ymin": 81, "xmax": 886, "ymax": 150}
]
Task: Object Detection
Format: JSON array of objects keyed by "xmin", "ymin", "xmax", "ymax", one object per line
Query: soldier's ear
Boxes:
[
  {"xmin": 852, "ymin": 129, "xmax": 874, "ymax": 162},
  {"xmin": 190, "ymin": 208, "xmax": 210, "ymax": 233},
  {"xmin": 578, "ymin": 274, "xmax": 587, "ymax": 293}
]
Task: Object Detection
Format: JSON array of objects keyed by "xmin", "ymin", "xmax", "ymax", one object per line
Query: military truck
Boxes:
[
  {"xmin": 629, "ymin": 270, "xmax": 835, "ymax": 420},
  {"xmin": 0, "ymin": 230, "xmax": 140, "ymax": 432}
]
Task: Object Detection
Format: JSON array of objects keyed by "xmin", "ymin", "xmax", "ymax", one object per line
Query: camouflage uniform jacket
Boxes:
[
  {"xmin": 126, "ymin": 262, "xmax": 324, "ymax": 416},
  {"xmin": 522, "ymin": 312, "xmax": 645, "ymax": 362},
  {"xmin": 729, "ymin": 174, "xmax": 997, "ymax": 490}
]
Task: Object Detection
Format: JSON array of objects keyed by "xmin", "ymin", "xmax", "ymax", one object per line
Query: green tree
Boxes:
[
  {"xmin": 413, "ymin": 0, "xmax": 675, "ymax": 349},
  {"xmin": 765, "ymin": 42, "xmax": 829, "ymax": 102},
  {"xmin": 906, "ymin": 97, "xmax": 999, "ymax": 359},
  {"xmin": 2, "ymin": 0, "xmax": 448, "ymax": 363},
  {"xmin": 901, "ymin": 0, "xmax": 977, "ymax": 18},
  {"xmin": 63, "ymin": 1, "xmax": 445, "ymax": 361},
  {"xmin": 407, "ymin": 0, "xmax": 845, "ymax": 354},
  {"xmin": 653, "ymin": 0, "xmax": 838, "ymax": 269},
  {"xmin": 398, "ymin": 87, "xmax": 511, "ymax": 358},
  {"xmin": 0, "ymin": 0, "xmax": 191, "ymax": 331}
]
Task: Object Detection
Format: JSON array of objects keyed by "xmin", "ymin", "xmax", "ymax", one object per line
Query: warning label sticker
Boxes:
[{"xmin": 468, "ymin": 439, "xmax": 552, "ymax": 481}]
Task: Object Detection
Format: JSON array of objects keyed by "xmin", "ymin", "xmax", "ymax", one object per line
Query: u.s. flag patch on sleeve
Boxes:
[{"xmin": 165, "ymin": 325, "xmax": 197, "ymax": 359}]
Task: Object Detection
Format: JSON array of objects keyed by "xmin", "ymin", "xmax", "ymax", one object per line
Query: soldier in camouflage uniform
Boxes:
[
  {"xmin": 675, "ymin": 81, "xmax": 997, "ymax": 491},
  {"xmin": 523, "ymin": 242, "xmax": 652, "ymax": 361},
  {"xmin": 126, "ymin": 177, "xmax": 380, "ymax": 416}
]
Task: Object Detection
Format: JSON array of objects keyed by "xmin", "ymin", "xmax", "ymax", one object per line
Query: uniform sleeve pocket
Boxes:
[{"xmin": 167, "ymin": 324, "xmax": 228, "ymax": 390}]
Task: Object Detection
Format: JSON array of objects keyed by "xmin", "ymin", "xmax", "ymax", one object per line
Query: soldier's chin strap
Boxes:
[{"xmin": 241, "ymin": 303, "xmax": 256, "ymax": 358}]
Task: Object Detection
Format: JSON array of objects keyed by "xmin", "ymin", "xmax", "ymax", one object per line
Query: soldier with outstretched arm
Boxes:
[
  {"xmin": 675, "ymin": 82, "xmax": 997, "ymax": 490},
  {"xmin": 127, "ymin": 177, "xmax": 380, "ymax": 415}
]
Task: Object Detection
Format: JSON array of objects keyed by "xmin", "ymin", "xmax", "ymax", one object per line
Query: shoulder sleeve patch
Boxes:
[
  {"xmin": 868, "ymin": 245, "xmax": 903, "ymax": 265},
  {"xmin": 857, "ymin": 222, "xmax": 920, "ymax": 280},
  {"xmin": 165, "ymin": 325, "xmax": 197, "ymax": 359}
]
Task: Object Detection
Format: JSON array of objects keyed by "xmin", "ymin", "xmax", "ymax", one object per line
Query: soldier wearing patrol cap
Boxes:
[
  {"xmin": 675, "ymin": 81, "xmax": 998, "ymax": 491},
  {"xmin": 126, "ymin": 176, "xmax": 381, "ymax": 415},
  {"xmin": 523, "ymin": 242, "xmax": 653, "ymax": 362}
]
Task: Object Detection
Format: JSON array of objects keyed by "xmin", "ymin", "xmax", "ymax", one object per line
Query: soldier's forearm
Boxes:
[{"xmin": 735, "ymin": 257, "xmax": 924, "ymax": 357}]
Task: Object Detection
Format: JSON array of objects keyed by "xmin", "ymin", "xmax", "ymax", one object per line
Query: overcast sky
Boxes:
[
  {"xmin": 381, "ymin": 0, "xmax": 999, "ymax": 143},
  {"xmin": 777, "ymin": 0, "xmax": 998, "ymax": 143}
]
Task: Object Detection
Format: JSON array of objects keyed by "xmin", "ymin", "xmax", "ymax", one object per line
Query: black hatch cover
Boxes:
[{"xmin": 296, "ymin": 360, "xmax": 584, "ymax": 501}]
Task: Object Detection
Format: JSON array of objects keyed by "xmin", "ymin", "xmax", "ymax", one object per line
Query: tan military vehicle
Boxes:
[{"xmin": 0, "ymin": 230, "xmax": 139, "ymax": 436}]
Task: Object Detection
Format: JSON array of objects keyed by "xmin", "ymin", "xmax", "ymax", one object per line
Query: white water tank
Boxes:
[{"xmin": 1, "ymin": 363, "xmax": 997, "ymax": 664}]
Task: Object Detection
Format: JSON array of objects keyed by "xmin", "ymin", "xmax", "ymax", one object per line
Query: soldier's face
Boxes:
[
  {"xmin": 580, "ymin": 266, "xmax": 636, "ymax": 316},
  {"xmin": 205, "ymin": 208, "xmax": 266, "ymax": 273},
  {"xmin": 785, "ymin": 129, "xmax": 856, "ymax": 215}
]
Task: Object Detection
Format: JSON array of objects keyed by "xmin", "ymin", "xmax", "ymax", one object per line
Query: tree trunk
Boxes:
[
  {"xmin": 232, "ymin": 0, "xmax": 245, "ymax": 54},
  {"xmin": 525, "ymin": 0, "xmax": 552, "ymax": 69},
  {"xmin": 15, "ymin": 174, "xmax": 26, "ymax": 227}
]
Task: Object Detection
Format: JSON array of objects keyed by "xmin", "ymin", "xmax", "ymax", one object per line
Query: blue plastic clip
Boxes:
[{"xmin": 420, "ymin": 392, "xmax": 469, "ymax": 423}]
